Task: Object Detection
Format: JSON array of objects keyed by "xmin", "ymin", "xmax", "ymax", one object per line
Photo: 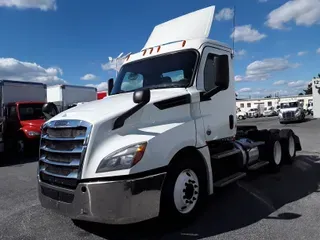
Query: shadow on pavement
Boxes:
[
  {"xmin": 73, "ymin": 154, "xmax": 320, "ymax": 240},
  {"xmin": 0, "ymin": 151, "xmax": 38, "ymax": 167}
]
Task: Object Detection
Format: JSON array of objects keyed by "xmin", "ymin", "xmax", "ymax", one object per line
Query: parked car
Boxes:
[
  {"xmin": 263, "ymin": 107, "xmax": 277, "ymax": 117},
  {"xmin": 246, "ymin": 108, "xmax": 260, "ymax": 118},
  {"xmin": 236, "ymin": 110, "xmax": 247, "ymax": 120}
]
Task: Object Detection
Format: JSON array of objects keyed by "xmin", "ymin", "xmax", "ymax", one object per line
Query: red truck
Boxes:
[
  {"xmin": 0, "ymin": 80, "xmax": 49, "ymax": 156},
  {"xmin": 97, "ymin": 91, "xmax": 107, "ymax": 100}
]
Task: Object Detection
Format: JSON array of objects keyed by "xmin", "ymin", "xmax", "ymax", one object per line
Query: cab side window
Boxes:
[
  {"xmin": 203, "ymin": 53, "xmax": 230, "ymax": 92},
  {"xmin": 203, "ymin": 53, "xmax": 217, "ymax": 91},
  {"xmin": 8, "ymin": 106, "xmax": 17, "ymax": 120}
]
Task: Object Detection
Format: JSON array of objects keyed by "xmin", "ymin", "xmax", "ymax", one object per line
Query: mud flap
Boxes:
[{"xmin": 293, "ymin": 134, "xmax": 302, "ymax": 151}]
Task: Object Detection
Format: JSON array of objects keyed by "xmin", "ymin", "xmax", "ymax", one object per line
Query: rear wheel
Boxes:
[
  {"xmin": 248, "ymin": 130, "xmax": 283, "ymax": 172},
  {"xmin": 160, "ymin": 156, "xmax": 207, "ymax": 223},
  {"xmin": 279, "ymin": 129, "xmax": 296, "ymax": 164}
]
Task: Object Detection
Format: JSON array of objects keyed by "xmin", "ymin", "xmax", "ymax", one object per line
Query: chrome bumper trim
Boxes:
[{"xmin": 38, "ymin": 172, "xmax": 166, "ymax": 224}]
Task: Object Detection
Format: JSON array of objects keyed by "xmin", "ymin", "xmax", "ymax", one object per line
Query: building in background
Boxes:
[{"xmin": 312, "ymin": 77, "xmax": 320, "ymax": 118}]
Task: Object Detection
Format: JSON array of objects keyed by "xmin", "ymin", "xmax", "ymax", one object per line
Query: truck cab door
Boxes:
[
  {"xmin": 197, "ymin": 46, "xmax": 236, "ymax": 142},
  {"xmin": 4, "ymin": 105, "xmax": 20, "ymax": 139}
]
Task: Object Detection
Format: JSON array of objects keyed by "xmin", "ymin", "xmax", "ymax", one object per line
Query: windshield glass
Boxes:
[
  {"xmin": 19, "ymin": 103, "xmax": 45, "ymax": 121},
  {"xmin": 111, "ymin": 50, "xmax": 198, "ymax": 94},
  {"xmin": 280, "ymin": 102, "xmax": 298, "ymax": 109}
]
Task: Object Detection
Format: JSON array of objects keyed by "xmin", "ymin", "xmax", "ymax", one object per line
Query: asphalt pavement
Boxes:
[{"xmin": 0, "ymin": 116, "xmax": 320, "ymax": 240}]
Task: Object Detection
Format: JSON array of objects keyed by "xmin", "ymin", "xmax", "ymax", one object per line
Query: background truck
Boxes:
[
  {"xmin": 97, "ymin": 91, "xmax": 107, "ymax": 100},
  {"xmin": 278, "ymin": 99, "xmax": 305, "ymax": 124},
  {"xmin": 46, "ymin": 84, "xmax": 97, "ymax": 112},
  {"xmin": 37, "ymin": 6, "xmax": 302, "ymax": 225},
  {"xmin": 0, "ymin": 80, "xmax": 47, "ymax": 155}
]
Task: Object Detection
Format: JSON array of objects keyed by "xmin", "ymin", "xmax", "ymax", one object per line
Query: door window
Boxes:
[{"xmin": 8, "ymin": 106, "xmax": 18, "ymax": 120}]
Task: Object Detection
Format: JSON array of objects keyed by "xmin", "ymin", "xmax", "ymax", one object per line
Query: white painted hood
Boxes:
[
  {"xmin": 48, "ymin": 88, "xmax": 190, "ymax": 125},
  {"xmin": 280, "ymin": 107, "xmax": 298, "ymax": 113}
]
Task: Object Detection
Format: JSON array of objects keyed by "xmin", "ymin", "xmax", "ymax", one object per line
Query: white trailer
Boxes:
[
  {"xmin": 37, "ymin": 6, "xmax": 302, "ymax": 225},
  {"xmin": 46, "ymin": 84, "xmax": 97, "ymax": 112}
]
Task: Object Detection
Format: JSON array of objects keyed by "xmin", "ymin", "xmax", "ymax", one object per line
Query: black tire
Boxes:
[
  {"xmin": 279, "ymin": 129, "xmax": 296, "ymax": 164},
  {"xmin": 159, "ymin": 156, "xmax": 207, "ymax": 223},
  {"xmin": 14, "ymin": 133, "xmax": 28, "ymax": 159}
]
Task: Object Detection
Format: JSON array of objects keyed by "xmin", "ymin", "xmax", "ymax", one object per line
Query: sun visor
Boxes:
[{"xmin": 142, "ymin": 5, "xmax": 215, "ymax": 50}]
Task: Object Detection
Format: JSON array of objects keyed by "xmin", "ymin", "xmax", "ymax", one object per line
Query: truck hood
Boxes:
[
  {"xmin": 20, "ymin": 119, "xmax": 45, "ymax": 128},
  {"xmin": 20, "ymin": 119, "xmax": 45, "ymax": 132},
  {"xmin": 48, "ymin": 88, "xmax": 191, "ymax": 125},
  {"xmin": 280, "ymin": 107, "xmax": 298, "ymax": 113}
]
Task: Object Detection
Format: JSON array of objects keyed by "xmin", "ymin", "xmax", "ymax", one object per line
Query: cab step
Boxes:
[
  {"xmin": 213, "ymin": 172, "xmax": 246, "ymax": 187},
  {"xmin": 247, "ymin": 161, "xmax": 269, "ymax": 171},
  {"xmin": 211, "ymin": 148, "xmax": 241, "ymax": 160}
]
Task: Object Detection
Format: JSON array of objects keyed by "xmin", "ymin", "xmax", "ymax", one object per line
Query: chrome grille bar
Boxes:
[{"xmin": 38, "ymin": 119, "xmax": 92, "ymax": 188}]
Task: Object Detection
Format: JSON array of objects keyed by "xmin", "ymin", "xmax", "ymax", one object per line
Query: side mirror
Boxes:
[
  {"xmin": 42, "ymin": 102, "xmax": 58, "ymax": 120},
  {"xmin": 108, "ymin": 78, "xmax": 114, "ymax": 95},
  {"xmin": 214, "ymin": 55, "xmax": 229, "ymax": 90},
  {"xmin": 133, "ymin": 89, "xmax": 151, "ymax": 104}
]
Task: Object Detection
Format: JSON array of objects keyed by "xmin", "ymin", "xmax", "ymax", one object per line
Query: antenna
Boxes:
[{"xmin": 231, "ymin": 6, "xmax": 236, "ymax": 58}]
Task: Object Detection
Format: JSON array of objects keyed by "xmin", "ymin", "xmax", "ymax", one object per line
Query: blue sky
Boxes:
[{"xmin": 0, "ymin": 0, "xmax": 319, "ymax": 98}]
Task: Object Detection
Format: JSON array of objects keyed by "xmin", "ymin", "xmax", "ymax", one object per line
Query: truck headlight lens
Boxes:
[
  {"xmin": 27, "ymin": 131, "xmax": 40, "ymax": 136},
  {"xmin": 279, "ymin": 112, "xmax": 283, "ymax": 118},
  {"xmin": 96, "ymin": 142, "xmax": 147, "ymax": 173},
  {"xmin": 295, "ymin": 110, "xmax": 300, "ymax": 116}
]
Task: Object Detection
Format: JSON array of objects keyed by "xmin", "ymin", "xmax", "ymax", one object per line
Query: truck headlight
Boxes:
[
  {"xmin": 27, "ymin": 131, "xmax": 40, "ymax": 136},
  {"xmin": 279, "ymin": 112, "xmax": 283, "ymax": 118},
  {"xmin": 295, "ymin": 110, "xmax": 300, "ymax": 116},
  {"xmin": 96, "ymin": 142, "xmax": 147, "ymax": 173}
]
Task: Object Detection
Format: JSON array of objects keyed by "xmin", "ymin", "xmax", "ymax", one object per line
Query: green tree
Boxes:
[{"xmin": 303, "ymin": 82, "xmax": 312, "ymax": 95}]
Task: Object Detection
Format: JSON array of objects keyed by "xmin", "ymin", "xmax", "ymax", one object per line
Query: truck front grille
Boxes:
[
  {"xmin": 38, "ymin": 120, "xmax": 92, "ymax": 190},
  {"xmin": 283, "ymin": 111, "xmax": 295, "ymax": 119}
]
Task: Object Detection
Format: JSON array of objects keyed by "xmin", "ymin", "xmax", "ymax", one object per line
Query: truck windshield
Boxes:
[
  {"xmin": 19, "ymin": 104, "xmax": 45, "ymax": 121},
  {"xmin": 280, "ymin": 102, "xmax": 298, "ymax": 109},
  {"xmin": 111, "ymin": 50, "xmax": 198, "ymax": 94}
]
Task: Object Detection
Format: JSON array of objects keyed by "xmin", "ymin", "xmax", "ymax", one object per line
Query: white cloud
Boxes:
[
  {"xmin": 297, "ymin": 51, "xmax": 308, "ymax": 56},
  {"xmin": 273, "ymin": 80, "xmax": 286, "ymax": 85},
  {"xmin": 231, "ymin": 25, "xmax": 267, "ymax": 42},
  {"xmin": 80, "ymin": 73, "xmax": 97, "ymax": 81},
  {"xmin": 0, "ymin": 57, "xmax": 65, "ymax": 85},
  {"xmin": 0, "ymin": 0, "xmax": 57, "ymax": 11},
  {"xmin": 238, "ymin": 87, "xmax": 252, "ymax": 93},
  {"xmin": 287, "ymin": 80, "xmax": 308, "ymax": 87},
  {"xmin": 215, "ymin": 8, "xmax": 234, "ymax": 21},
  {"xmin": 235, "ymin": 49, "xmax": 247, "ymax": 57},
  {"xmin": 266, "ymin": 0, "xmax": 320, "ymax": 30},
  {"xmin": 317, "ymin": 48, "xmax": 320, "ymax": 54},
  {"xmin": 86, "ymin": 81, "xmax": 108, "ymax": 91},
  {"xmin": 240, "ymin": 58, "xmax": 300, "ymax": 81},
  {"xmin": 234, "ymin": 75, "xmax": 243, "ymax": 82}
]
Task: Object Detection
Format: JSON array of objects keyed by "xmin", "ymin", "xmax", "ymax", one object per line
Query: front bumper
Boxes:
[
  {"xmin": 279, "ymin": 116, "xmax": 301, "ymax": 122},
  {"xmin": 38, "ymin": 172, "xmax": 166, "ymax": 224}
]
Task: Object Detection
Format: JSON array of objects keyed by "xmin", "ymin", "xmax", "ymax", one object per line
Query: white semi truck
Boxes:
[
  {"xmin": 37, "ymin": 6, "xmax": 302, "ymax": 225},
  {"xmin": 278, "ymin": 99, "xmax": 305, "ymax": 124}
]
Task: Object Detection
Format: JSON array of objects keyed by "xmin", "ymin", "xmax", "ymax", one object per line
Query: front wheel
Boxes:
[
  {"xmin": 14, "ymin": 134, "xmax": 28, "ymax": 159},
  {"xmin": 159, "ymin": 157, "xmax": 207, "ymax": 223}
]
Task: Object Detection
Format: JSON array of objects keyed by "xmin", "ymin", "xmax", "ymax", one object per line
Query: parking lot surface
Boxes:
[{"xmin": 0, "ymin": 116, "xmax": 320, "ymax": 240}]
